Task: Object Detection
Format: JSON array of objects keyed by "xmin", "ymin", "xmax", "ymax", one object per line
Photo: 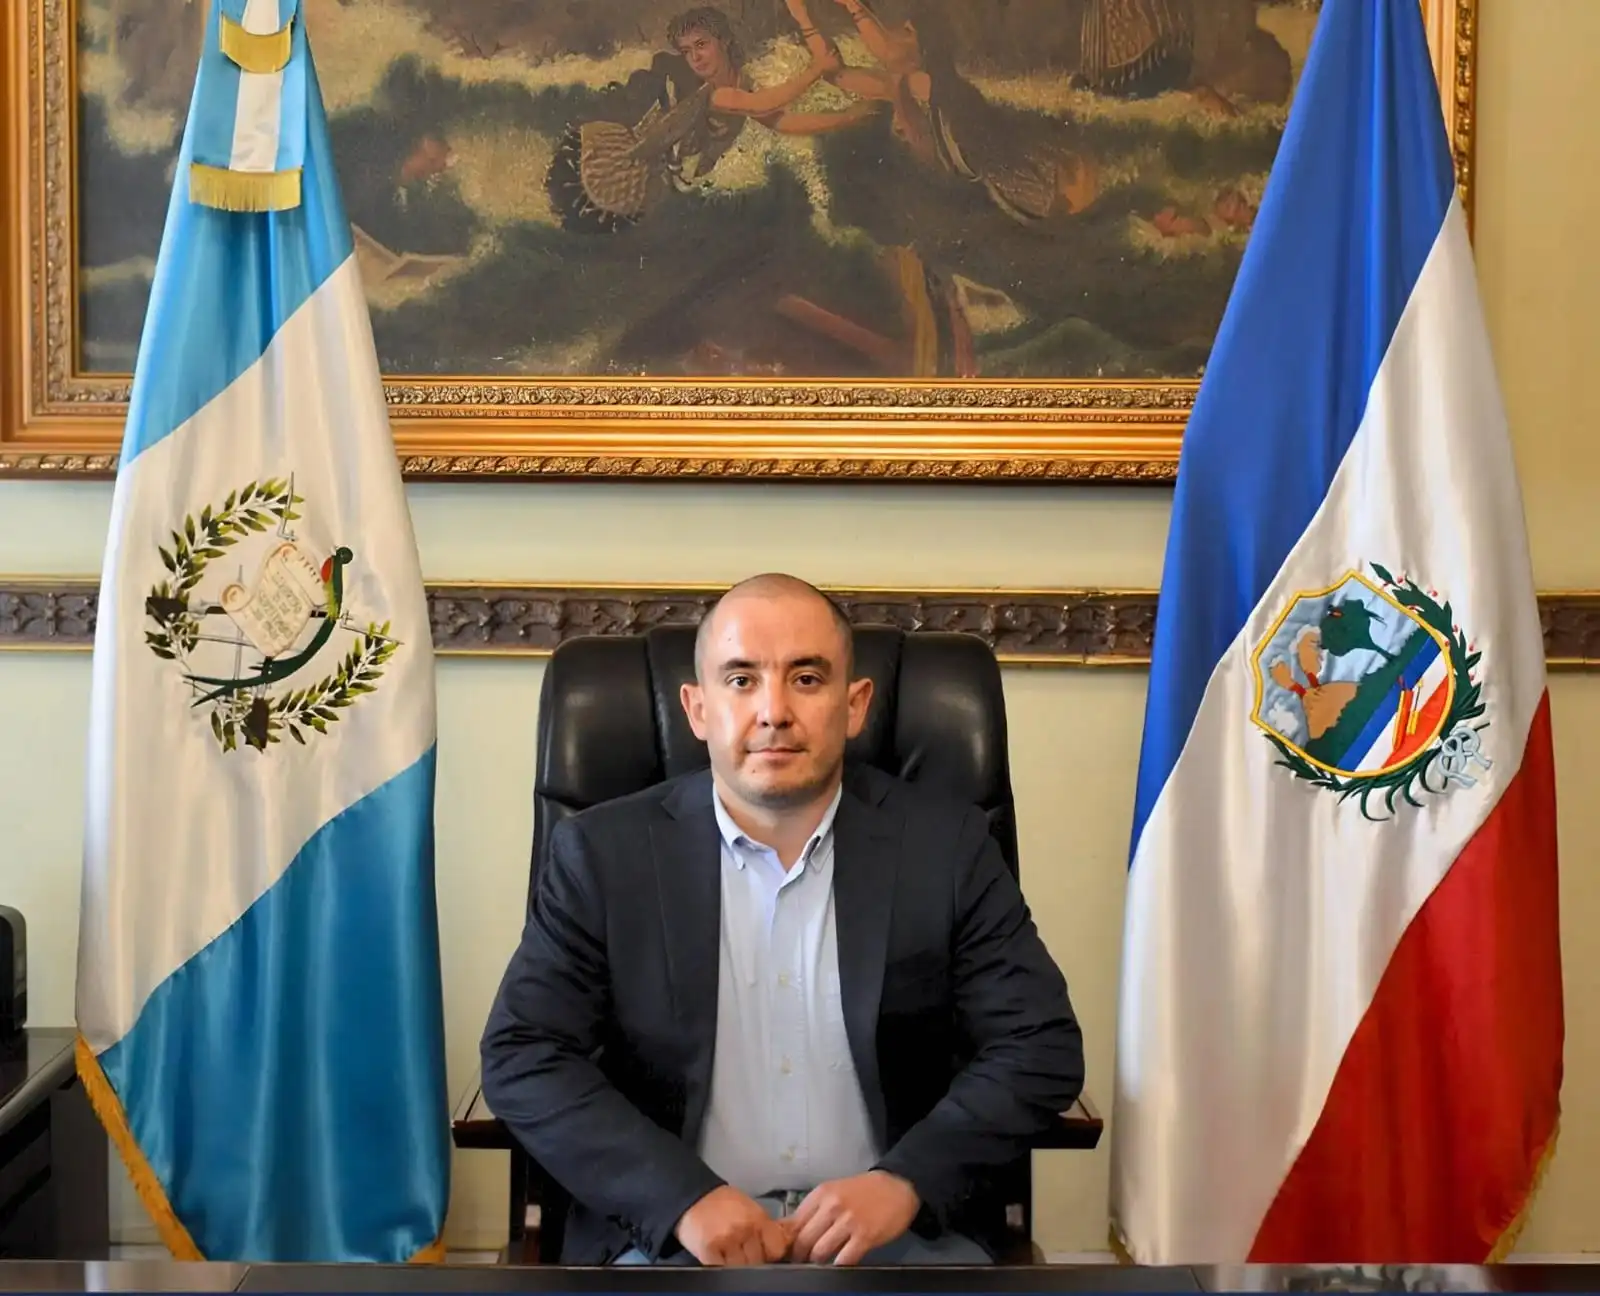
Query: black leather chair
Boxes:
[{"xmin": 452, "ymin": 623, "xmax": 1102, "ymax": 1264}]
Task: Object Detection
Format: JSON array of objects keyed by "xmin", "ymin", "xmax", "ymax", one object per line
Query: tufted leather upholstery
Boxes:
[{"xmin": 530, "ymin": 624, "xmax": 1019, "ymax": 905}]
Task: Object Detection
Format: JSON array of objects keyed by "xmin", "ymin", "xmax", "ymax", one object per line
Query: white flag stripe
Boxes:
[
  {"xmin": 1112, "ymin": 202, "xmax": 1547, "ymax": 1261},
  {"xmin": 228, "ymin": 0, "xmax": 285, "ymax": 172},
  {"xmin": 76, "ymin": 253, "xmax": 433, "ymax": 1054},
  {"xmin": 230, "ymin": 72, "xmax": 285, "ymax": 173}
]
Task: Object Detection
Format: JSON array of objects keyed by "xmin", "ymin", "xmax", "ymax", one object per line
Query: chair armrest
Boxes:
[
  {"xmin": 457, "ymin": 1068, "xmax": 1106, "ymax": 1153},
  {"xmin": 1029, "ymin": 1092, "xmax": 1104, "ymax": 1150},
  {"xmin": 451, "ymin": 1070, "xmax": 515, "ymax": 1150}
]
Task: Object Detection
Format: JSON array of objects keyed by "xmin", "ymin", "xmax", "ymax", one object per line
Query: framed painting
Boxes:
[{"xmin": 0, "ymin": 0, "xmax": 1477, "ymax": 481}]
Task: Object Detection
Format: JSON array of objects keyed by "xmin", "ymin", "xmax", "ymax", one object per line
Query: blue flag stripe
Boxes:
[
  {"xmin": 189, "ymin": 28, "xmax": 243, "ymax": 173},
  {"xmin": 1129, "ymin": 0, "xmax": 1457, "ymax": 858},
  {"xmin": 121, "ymin": 12, "xmax": 352, "ymax": 468},
  {"xmin": 98, "ymin": 751, "xmax": 449, "ymax": 1262},
  {"xmin": 274, "ymin": 34, "xmax": 308, "ymax": 174}
]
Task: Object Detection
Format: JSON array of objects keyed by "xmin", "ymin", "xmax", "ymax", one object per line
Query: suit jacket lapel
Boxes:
[
  {"xmin": 831, "ymin": 773, "xmax": 900, "ymax": 1147},
  {"xmin": 652, "ymin": 772, "xmax": 722, "ymax": 1145}
]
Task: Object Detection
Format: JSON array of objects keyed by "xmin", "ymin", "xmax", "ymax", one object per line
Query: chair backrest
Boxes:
[{"xmin": 530, "ymin": 624, "xmax": 1018, "ymax": 903}]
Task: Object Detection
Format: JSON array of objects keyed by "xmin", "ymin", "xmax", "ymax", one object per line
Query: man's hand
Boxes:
[
  {"xmin": 674, "ymin": 1186, "xmax": 792, "ymax": 1266},
  {"xmin": 789, "ymin": 1171, "xmax": 920, "ymax": 1266}
]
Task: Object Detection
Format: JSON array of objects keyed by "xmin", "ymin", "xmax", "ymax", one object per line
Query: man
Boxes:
[{"xmin": 480, "ymin": 574, "xmax": 1083, "ymax": 1265}]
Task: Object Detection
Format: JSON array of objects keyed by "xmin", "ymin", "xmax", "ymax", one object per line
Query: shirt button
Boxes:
[
  {"xmin": 780, "ymin": 1057, "xmax": 793, "ymax": 1075},
  {"xmin": 777, "ymin": 972, "xmax": 790, "ymax": 987},
  {"xmin": 781, "ymin": 1149, "xmax": 794, "ymax": 1162}
]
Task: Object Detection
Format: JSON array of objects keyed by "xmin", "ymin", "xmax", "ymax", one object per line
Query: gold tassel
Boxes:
[
  {"xmin": 410, "ymin": 1235, "xmax": 447, "ymax": 1264},
  {"xmin": 220, "ymin": 13, "xmax": 293, "ymax": 73},
  {"xmin": 1107, "ymin": 1220, "xmax": 1135, "ymax": 1264},
  {"xmin": 1486, "ymin": 1116, "xmax": 1561, "ymax": 1262},
  {"xmin": 190, "ymin": 163, "xmax": 301, "ymax": 212},
  {"xmin": 75, "ymin": 1035, "xmax": 206, "ymax": 1261}
]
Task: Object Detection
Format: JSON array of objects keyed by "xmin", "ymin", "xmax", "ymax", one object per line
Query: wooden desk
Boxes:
[
  {"xmin": 451, "ymin": 1073, "xmax": 1103, "ymax": 1264},
  {"xmin": 0, "ymin": 1029, "xmax": 109, "ymax": 1259},
  {"xmin": 3, "ymin": 1260, "xmax": 1600, "ymax": 1293}
]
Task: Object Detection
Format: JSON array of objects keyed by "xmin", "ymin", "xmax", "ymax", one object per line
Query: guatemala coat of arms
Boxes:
[
  {"xmin": 142, "ymin": 477, "xmax": 400, "ymax": 754},
  {"xmin": 1249, "ymin": 564, "xmax": 1492, "ymax": 819}
]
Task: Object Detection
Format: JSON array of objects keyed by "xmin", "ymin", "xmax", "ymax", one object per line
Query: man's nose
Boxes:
[{"xmin": 757, "ymin": 682, "xmax": 795, "ymax": 727}]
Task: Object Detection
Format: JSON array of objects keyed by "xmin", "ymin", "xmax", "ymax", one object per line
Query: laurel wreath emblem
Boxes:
[
  {"xmin": 1263, "ymin": 563, "xmax": 1487, "ymax": 821},
  {"xmin": 143, "ymin": 479, "xmax": 396, "ymax": 753}
]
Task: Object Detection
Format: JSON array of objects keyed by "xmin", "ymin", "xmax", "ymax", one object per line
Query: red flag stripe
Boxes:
[{"xmin": 1249, "ymin": 692, "xmax": 1564, "ymax": 1262}]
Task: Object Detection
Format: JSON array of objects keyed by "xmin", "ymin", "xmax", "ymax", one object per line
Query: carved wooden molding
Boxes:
[{"xmin": 3, "ymin": 579, "xmax": 1597, "ymax": 668}]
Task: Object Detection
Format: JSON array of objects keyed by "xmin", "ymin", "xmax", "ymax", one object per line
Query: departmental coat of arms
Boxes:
[
  {"xmin": 1250, "ymin": 564, "xmax": 1491, "ymax": 819},
  {"xmin": 142, "ymin": 478, "xmax": 400, "ymax": 753}
]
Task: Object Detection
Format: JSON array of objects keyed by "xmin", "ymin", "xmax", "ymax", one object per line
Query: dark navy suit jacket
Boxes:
[{"xmin": 479, "ymin": 764, "xmax": 1084, "ymax": 1263}]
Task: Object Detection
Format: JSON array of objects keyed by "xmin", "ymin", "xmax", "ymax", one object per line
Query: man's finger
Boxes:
[
  {"xmin": 833, "ymin": 1235, "xmax": 873, "ymax": 1267},
  {"xmin": 739, "ymin": 1232, "xmax": 767, "ymax": 1267},
  {"xmin": 808, "ymin": 1218, "xmax": 854, "ymax": 1265},
  {"xmin": 761, "ymin": 1219, "xmax": 792, "ymax": 1263},
  {"xmin": 791, "ymin": 1207, "xmax": 834, "ymax": 1263}
]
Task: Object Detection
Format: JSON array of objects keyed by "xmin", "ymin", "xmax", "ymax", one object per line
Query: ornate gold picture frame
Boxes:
[{"xmin": 0, "ymin": 0, "xmax": 1477, "ymax": 482}]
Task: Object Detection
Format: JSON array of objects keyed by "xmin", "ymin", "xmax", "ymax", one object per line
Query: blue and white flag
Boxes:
[
  {"xmin": 1111, "ymin": 0, "xmax": 1561, "ymax": 1265},
  {"xmin": 75, "ymin": 0, "xmax": 450, "ymax": 1263}
]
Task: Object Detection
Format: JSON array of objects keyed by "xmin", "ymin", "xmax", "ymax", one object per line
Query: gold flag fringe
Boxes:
[
  {"xmin": 220, "ymin": 14, "xmax": 293, "ymax": 73},
  {"xmin": 189, "ymin": 163, "xmax": 301, "ymax": 212},
  {"xmin": 1101, "ymin": 1116, "xmax": 1560, "ymax": 1269},
  {"xmin": 75, "ymin": 1035, "xmax": 204, "ymax": 1260},
  {"xmin": 1486, "ymin": 1116, "xmax": 1561, "ymax": 1263},
  {"xmin": 77, "ymin": 1034, "xmax": 448, "ymax": 1264}
]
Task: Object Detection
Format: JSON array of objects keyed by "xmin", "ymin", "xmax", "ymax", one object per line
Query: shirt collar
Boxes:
[{"xmin": 712, "ymin": 781, "xmax": 844, "ymax": 872}]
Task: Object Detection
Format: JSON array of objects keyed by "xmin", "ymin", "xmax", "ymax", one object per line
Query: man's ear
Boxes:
[
  {"xmin": 844, "ymin": 676, "xmax": 874, "ymax": 738},
  {"xmin": 681, "ymin": 680, "xmax": 708, "ymax": 739}
]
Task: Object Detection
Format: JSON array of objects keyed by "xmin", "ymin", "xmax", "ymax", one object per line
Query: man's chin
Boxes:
[{"xmin": 740, "ymin": 774, "xmax": 832, "ymax": 810}]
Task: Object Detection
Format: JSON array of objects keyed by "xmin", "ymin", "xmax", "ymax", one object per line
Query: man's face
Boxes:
[
  {"xmin": 676, "ymin": 27, "xmax": 730, "ymax": 83},
  {"xmin": 681, "ymin": 592, "xmax": 872, "ymax": 812}
]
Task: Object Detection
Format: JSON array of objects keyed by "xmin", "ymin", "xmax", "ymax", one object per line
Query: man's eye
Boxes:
[
  {"xmin": 728, "ymin": 674, "xmax": 752, "ymax": 688},
  {"xmin": 795, "ymin": 673, "xmax": 820, "ymax": 686}
]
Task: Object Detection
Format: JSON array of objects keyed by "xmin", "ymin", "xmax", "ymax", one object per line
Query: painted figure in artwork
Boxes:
[
  {"xmin": 797, "ymin": 0, "xmax": 1101, "ymax": 224},
  {"xmin": 547, "ymin": 2, "xmax": 873, "ymax": 232}
]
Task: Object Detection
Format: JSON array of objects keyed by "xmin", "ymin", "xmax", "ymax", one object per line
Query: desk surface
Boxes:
[
  {"xmin": 0, "ymin": 1027, "xmax": 75, "ymax": 1138},
  {"xmin": 0, "ymin": 1263, "xmax": 1596, "ymax": 1293}
]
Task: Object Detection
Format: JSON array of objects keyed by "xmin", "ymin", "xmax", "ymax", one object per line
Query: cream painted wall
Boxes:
[{"xmin": 1, "ymin": 0, "xmax": 1597, "ymax": 1259}]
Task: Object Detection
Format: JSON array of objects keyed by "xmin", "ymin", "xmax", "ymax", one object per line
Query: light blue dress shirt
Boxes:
[{"xmin": 696, "ymin": 784, "xmax": 881, "ymax": 1197}]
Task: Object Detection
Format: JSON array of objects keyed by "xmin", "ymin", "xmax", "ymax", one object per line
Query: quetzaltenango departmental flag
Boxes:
[
  {"xmin": 75, "ymin": 0, "xmax": 450, "ymax": 1263},
  {"xmin": 1111, "ymin": 0, "xmax": 1563, "ymax": 1265}
]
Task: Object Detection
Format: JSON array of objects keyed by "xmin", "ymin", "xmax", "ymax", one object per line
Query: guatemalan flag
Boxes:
[
  {"xmin": 74, "ymin": 0, "xmax": 450, "ymax": 1263},
  {"xmin": 1112, "ymin": 0, "xmax": 1563, "ymax": 1265}
]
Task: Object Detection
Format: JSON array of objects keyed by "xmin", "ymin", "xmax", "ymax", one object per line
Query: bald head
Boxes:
[{"xmin": 694, "ymin": 573, "xmax": 854, "ymax": 680}]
